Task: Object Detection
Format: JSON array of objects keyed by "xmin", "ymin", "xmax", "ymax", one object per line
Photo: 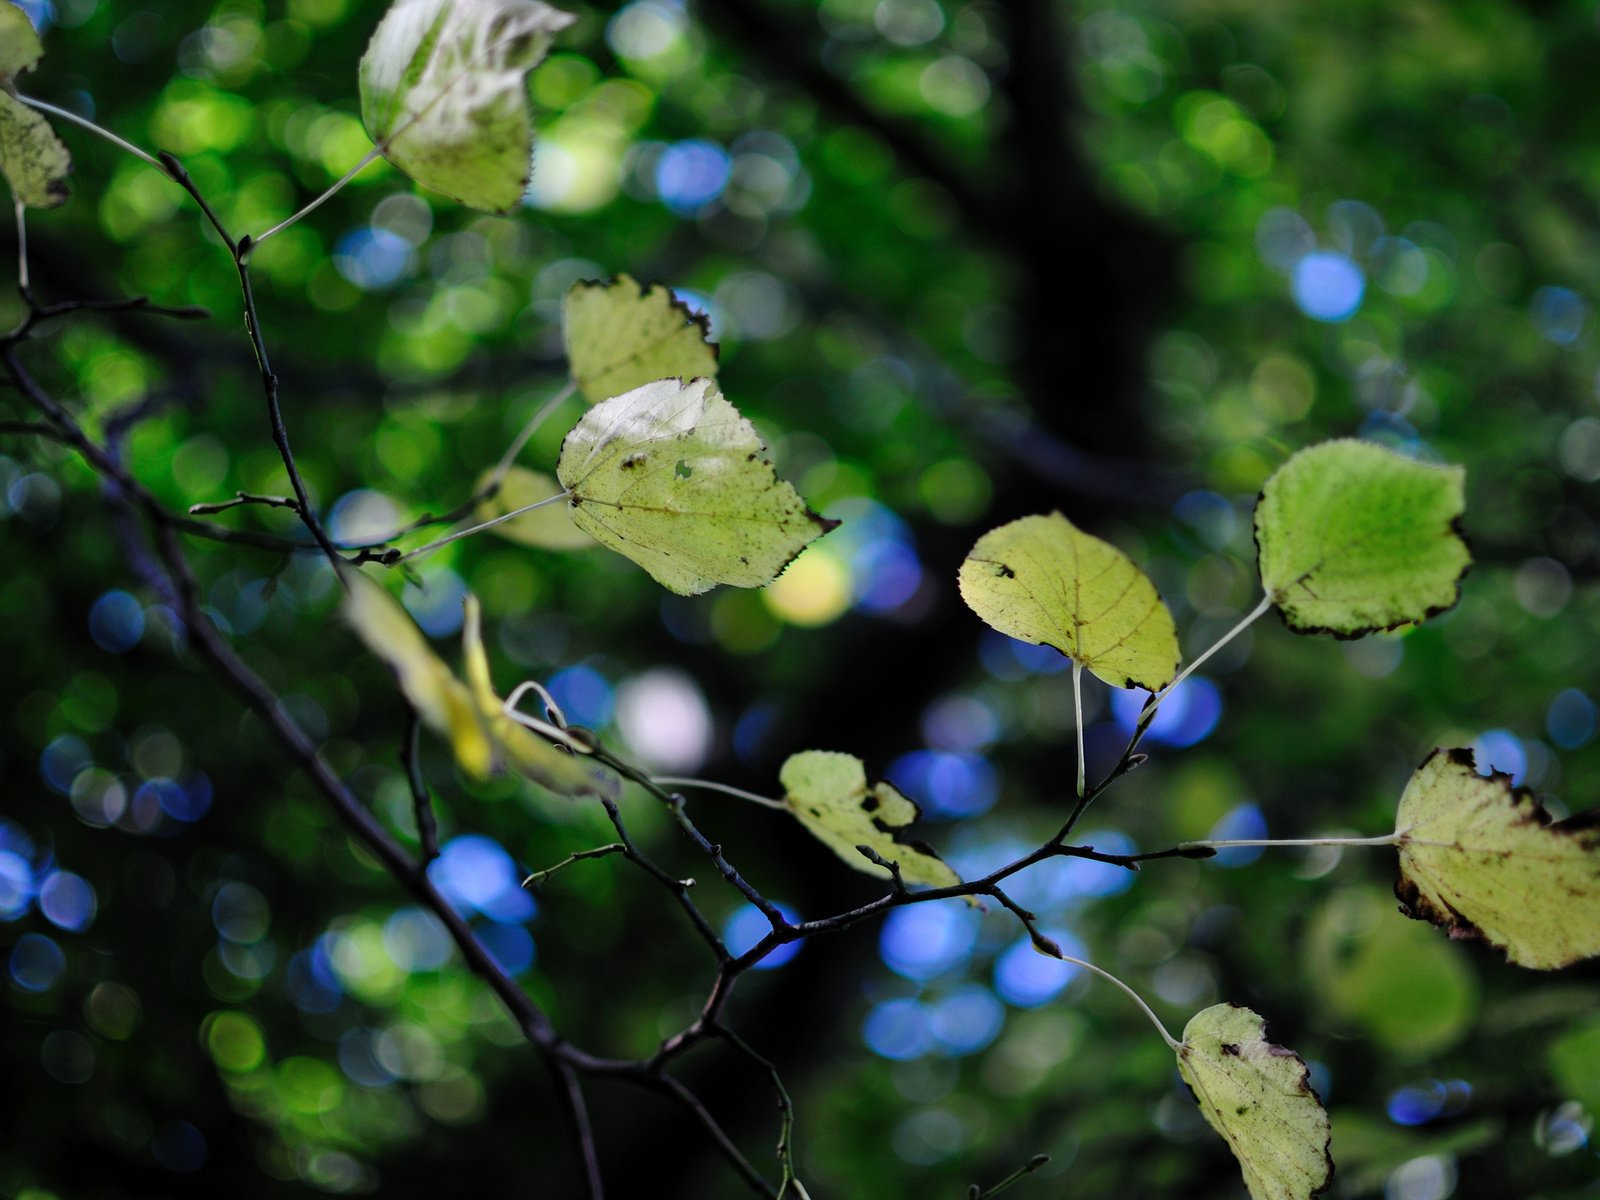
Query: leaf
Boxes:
[
  {"xmin": 342, "ymin": 568, "xmax": 494, "ymax": 779},
  {"xmin": 957, "ymin": 512, "xmax": 1180, "ymax": 691},
  {"xmin": 1177, "ymin": 1003, "xmax": 1333, "ymax": 1200},
  {"xmin": 475, "ymin": 466, "xmax": 595, "ymax": 549},
  {"xmin": 555, "ymin": 377, "xmax": 838, "ymax": 595},
  {"xmin": 459, "ymin": 595, "xmax": 613, "ymax": 797},
  {"xmin": 358, "ymin": 0, "xmax": 574, "ymax": 213},
  {"xmin": 0, "ymin": 2, "xmax": 43, "ymax": 81},
  {"xmin": 563, "ymin": 274, "xmax": 719, "ymax": 405},
  {"xmin": 778, "ymin": 751, "xmax": 964, "ymax": 893},
  {"xmin": 0, "ymin": 2, "xmax": 70, "ymax": 210},
  {"xmin": 1254, "ymin": 439, "xmax": 1469, "ymax": 637},
  {"xmin": 1394, "ymin": 748, "xmax": 1600, "ymax": 969},
  {"xmin": 342, "ymin": 569, "xmax": 613, "ymax": 797}
]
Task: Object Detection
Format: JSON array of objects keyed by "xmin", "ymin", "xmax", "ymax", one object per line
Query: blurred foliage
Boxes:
[{"xmin": 2, "ymin": 0, "xmax": 1599, "ymax": 1197}]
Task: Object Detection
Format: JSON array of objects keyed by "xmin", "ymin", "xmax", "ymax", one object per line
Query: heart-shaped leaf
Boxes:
[
  {"xmin": 1177, "ymin": 1003, "xmax": 1333, "ymax": 1200},
  {"xmin": 1394, "ymin": 748, "xmax": 1600, "ymax": 970},
  {"xmin": 0, "ymin": 2, "xmax": 70, "ymax": 209},
  {"xmin": 563, "ymin": 274, "xmax": 719, "ymax": 405},
  {"xmin": 1254, "ymin": 440, "xmax": 1469, "ymax": 637},
  {"xmin": 778, "ymin": 751, "xmax": 963, "ymax": 892},
  {"xmin": 359, "ymin": 0, "xmax": 573, "ymax": 213},
  {"xmin": 958, "ymin": 512, "xmax": 1180, "ymax": 691},
  {"xmin": 555, "ymin": 377, "xmax": 837, "ymax": 595}
]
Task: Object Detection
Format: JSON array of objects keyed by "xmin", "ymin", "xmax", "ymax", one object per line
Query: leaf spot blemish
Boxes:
[{"xmin": 675, "ymin": 460, "xmax": 693, "ymax": 479}]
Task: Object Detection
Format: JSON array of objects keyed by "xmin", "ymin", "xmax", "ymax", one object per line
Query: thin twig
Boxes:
[
  {"xmin": 251, "ymin": 146, "xmax": 383, "ymax": 250},
  {"xmin": 1072, "ymin": 660, "xmax": 1086, "ymax": 800},
  {"xmin": 401, "ymin": 712, "xmax": 440, "ymax": 863},
  {"xmin": 14, "ymin": 198, "xmax": 28, "ymax": 297},
  {"xmin": 188, "ymin": 491, "xmax": 301, "ymax": 516},
  {"xmin": 484, "ymin": 379, "xmax": 577, "ymax": 494},
  {"xmin": 393, "ymin": 488, "xmax": 569, "ymax": 564},
  {"xmin": 653, "ymin": 1073, "xmax": 777, "ymax": 1199},
  {"xmin": 523, "ymin": 843, "xmax": 627, "ymax": 888},
  {"xmin": 1140, "ymin": 593, "xmax": 1272, "ymax": 723},
  {"xmin": 656, "ymin": 777, "xmax": 788, "ymax": 812},
  {"xmin": 972, "ymin": 1154, "xmax": 1052, "ymax": 1199},
  {"xmin": 17, "ymin": 94, "xmax": 164, "ymax": 169},
  {"xmin": 554, "ymin": 1061, "xmax": 606, "ymax": 1200},
  {"xmin": 598, "ymin": 797, "xmax": 728, "ymax": 959}
]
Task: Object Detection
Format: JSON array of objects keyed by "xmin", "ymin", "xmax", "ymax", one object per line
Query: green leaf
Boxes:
[
  {"xmin": 1547, "ymin": 1015, "xmax": 1600, "ymax": 1115},
  {"xmin": 475, "ymin": 466, "xmax": 595, "ymax": 550},
  {"xmin": 1177, "ymin": 1003, "xmax": 1333, "ymax": 1200},
  {"xmin": 1254, "ymin": 439, "xmax": 1469, "ymax": 637},
  {"xmin": 555, "ymin": 377, "xmax": 838, "ymax": 595},
  {"xmin": 0, "ymin": 3, "xmax": 70, "ymax": 210},
  {"xmin": 957, "ymin": 511, "xmax": 1180, "ymax": 691},
  {"xmin": 358, "ymin": 0, "xmax": 573, "ymax": 213},
  {"xmin": 1394, "ymin": 748, "xmax": 1600, "ymax": 970},
  {"xmin": 778, "ymin": 751, "xmax": 964, "ymax": 892},
  {"xmin": 1304, "ymin": 887, "xmax": 1478, "ymax": 1059},
  {"xmin": 0, "ymin": 1, "xmax": 44, "ymax": 80},
  {"xmin": 563, "ymin": 274, "xmax": 720, "ymax": 405}
]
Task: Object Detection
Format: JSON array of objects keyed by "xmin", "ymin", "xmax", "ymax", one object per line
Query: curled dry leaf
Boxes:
[
  {"xmin": 563, "ymin": 274, "xmax": 719, "ymax": 405},
  {"xmin": 1254, "ymin": 439, "xmax": 1469, "ymax": 638},
  {"xmin": 359, "ymin": 0, "xmax": 573, "ymax": 212},
  {"xmin": 342, "ymin": 568, "xmax": 613, "ymax": 797},
  {"xmin": 1394, "ymin": 747, "xmax": 1600, "ymax": 970},
  {"xmin": 1177, "ymin": 1003, "xmax": 1333, "ymax": 1200},
  {"xmin": 958, "ymin": 511, "xmax": 1179, "ymax": 691},
  {"xmin": 556, "ymin": 377, "xmax": 837, "ymax": 595},
  {"xmin": 0, "ymin": 0, "xmax": 71, "ymax": 209},
  {"xmin": 778, "ymin": 751, "xmax": 966, "ymax": 895}
]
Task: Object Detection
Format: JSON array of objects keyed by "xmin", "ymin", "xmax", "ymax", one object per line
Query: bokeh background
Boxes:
[{"xmin": 2, "ymin": 0, "xmax": 1599, "ymax": 1196}]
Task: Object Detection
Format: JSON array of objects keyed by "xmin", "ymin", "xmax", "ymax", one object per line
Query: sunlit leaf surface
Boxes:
[
  {"xmin": 779, "ymin": 750, "xmax": 962, "ymax": 891},
  {"xmin": 563, "ymin": 274, "xmax": 719, "ymax": 405},
  {"xmin": 1255, "ymin": 440, "xmax": 1469, "ymax": 638},
  {"xmin": 359, "ymin": 0, "xmax": 573, "ymax": 212},
  {"xmin": 1395, "ymin": 748, "xmax": 1600, "ymax": 969},
  {"xmin": 556, "ymin": 377, "xmax": 836, "ymax": 595},
  {"xmin": 958, "ymin": 512, "xmax": 1179, "ymax": 690},
  {"xmin": 1177, "ymin": 1003, "xmax": 1333, "ymax": 1200}
]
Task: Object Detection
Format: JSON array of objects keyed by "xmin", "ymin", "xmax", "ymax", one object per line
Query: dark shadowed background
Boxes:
[{"xmin": 2, "ymin": 0, "xmax": 1599, "ymax": 1196}]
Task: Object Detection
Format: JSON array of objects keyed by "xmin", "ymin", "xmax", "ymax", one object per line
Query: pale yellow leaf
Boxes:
[
  {"xmin": 563, "ymin": 274, "xmax": 719, "ymax": 404},
  {"xmin": 1395, "ymin": 748, "xmax": 1600, "ymax": 970},
  {"xmin": 342, "ymin": 568, "xmax": 494, "ymax": 778},
  {"xmin": 556, "ymin": 377, "xmax": 836, "ymax": 595},
  {"xmin": 778, "ymin": 750, "xmax": 964, "ymax": 893},
  {"xmin": 460, "ymin": 595, "xmax": 615, "ymax": 797},
  {"xmin": 359, "ymin": 0, "xmax": 573, "ymax": 212},
  {"xmin": 1177, "ymin": 1003, "xmax": 1333, "ymax": 1200},
  {"xmin": 958, "ymin": 512, "xmax": 1179, "ymax": 691}
]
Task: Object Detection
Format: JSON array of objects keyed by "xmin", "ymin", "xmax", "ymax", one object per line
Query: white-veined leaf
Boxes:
[
  {"xmin": 359, "ymin": 0, "xmax": 573, "ymax": 212},
  {"xmin": 958, "ymin": 512, "xmax": 1180, "ymax": 691},
  {"xmin": 555, "ymin": 377, "xmax": 837, "ymax": 595}
]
